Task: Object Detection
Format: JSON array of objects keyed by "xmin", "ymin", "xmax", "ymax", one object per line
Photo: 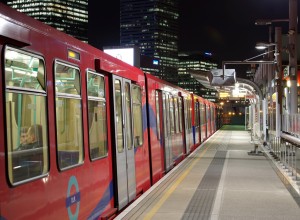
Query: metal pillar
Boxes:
[
  {"xmin": 275, "ymin": 27, "xmax": 283, "ymax": 116},
  {"xmin": 289, "ymin": 0, "xmax": 298, "ymax": 114}
]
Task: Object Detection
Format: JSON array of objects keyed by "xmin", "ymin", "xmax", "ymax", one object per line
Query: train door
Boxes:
[
  {"xmin": 183, "ymin": 98, "xmax": 189, "ymax": 154},
  {"xmin": 194, "ymin": 101, "xmax": 200, "ymax": 144},
  {"xmin": 200, "ymin": 102, "xmax": 206, "ymax": 142},
  {"xmin": 211, "ymin": 106, "xmax": 215, "ymax": 133},
  {"xmin": 204, "ymin": 104, "xmax": 208, "ymax": 138},
  {"xmin": 184, "ymin": 98, "xmax": 192, "ymax": 154},
  {"xmin": 178, "ymin": 97, "xmax": 186, "ymax": 152},
  {"xmin": 206, "ymin": 104, "xmax": 211, "ymax": 137},
  {"xmin": 112, "ymin": 76, "xmax": 136, "ymax": 210},
  {"xmin": 155, "ymin": 90, "xmax": 165, "ymax": 172},
  {"xmin": 163, "ymin": 92, "xmax": 173, "ymax": 172}
]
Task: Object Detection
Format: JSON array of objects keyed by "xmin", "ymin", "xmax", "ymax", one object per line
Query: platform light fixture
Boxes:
[
  {"xmin": 255, "ymin": 42, "xmax": 277, "ymax": 50},
  {"xmin": 255, "ymin": 19, "xmax": 289, "ymax": 26}
]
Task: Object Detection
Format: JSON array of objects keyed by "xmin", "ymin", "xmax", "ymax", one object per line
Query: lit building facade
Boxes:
[
  {"xmin": 7, "ymin": 0, "xmax": 88, "ymax": 43},
  {"xmin": 178, "ymin": 52, "xmax": 218, "ymax": 102},
  {"xmin": 120, "ymin": 0, "xmax": 179, "ymax": 83}
]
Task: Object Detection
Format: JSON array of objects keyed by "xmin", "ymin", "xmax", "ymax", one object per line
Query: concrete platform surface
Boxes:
[{"xmin": 115, "ymin": 129, "xmax": 300, "ymax": 220}]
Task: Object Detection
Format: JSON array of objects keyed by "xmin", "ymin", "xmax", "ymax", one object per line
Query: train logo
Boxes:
[{"xmin": 66, "ymin": 176, "xmax": 81, "ymax": 220}]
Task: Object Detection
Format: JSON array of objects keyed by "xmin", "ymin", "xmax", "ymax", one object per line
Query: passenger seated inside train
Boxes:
[
  {"xmin": 19, "ymin": 124, "xmax": 43, "ymax": 150},
  {"xmin": 12, "ymin": 124, "xmax": 44, "ymax": 182},
  {"xmin": 17, "ymin": 126, "xmax": 28, "ymax": 150}
]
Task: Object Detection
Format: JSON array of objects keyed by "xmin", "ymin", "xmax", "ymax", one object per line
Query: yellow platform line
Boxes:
[{"xmin": 143, "ymin": 141, "xmax": 213, "ymax": 220}]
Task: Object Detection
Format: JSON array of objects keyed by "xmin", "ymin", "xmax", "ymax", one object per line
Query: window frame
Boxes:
[
  {"xmin": 4, "ymin": 46, "xmax": 49, "ymax": 185},
  {"xmin": 54, "ymin": 60, "xmax": 84, "ymax": 171},
  {"xmin": 86, "ymin": 70, "xmax": 108, "ymax": 161},
  {"xmin": 132, "ymin": 84, "xmax": 143, "ymax": 148}
]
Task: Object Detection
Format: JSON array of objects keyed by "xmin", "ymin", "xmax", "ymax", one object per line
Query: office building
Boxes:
[
  {"xmin": 120, "ymin": 0, "xmax": 179, "ymax": 83},
  {"xmin": 178, "ymin": 52, "xmax": 218, "ymax": 102},
  {"xmin": 7, "ymin": 0, "xmax": 88, "ymax": 43}
]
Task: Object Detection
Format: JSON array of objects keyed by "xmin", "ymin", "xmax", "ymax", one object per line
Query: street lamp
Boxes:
[
  {"xmin": 255, "ymin": 0, "xmax": 297, "ymax": 114},
  {"xmin": 254, "ymin": 20, "xmax": 286, "ymax": 141}
]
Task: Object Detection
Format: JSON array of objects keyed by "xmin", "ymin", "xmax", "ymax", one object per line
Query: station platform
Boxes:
[{"xmin": 115, "ymin": 125, "xmax": 300, "ymax": 220}]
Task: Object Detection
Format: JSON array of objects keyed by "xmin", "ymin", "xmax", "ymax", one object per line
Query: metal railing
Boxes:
[
  {"xmin": 268, "ymin": 114, "xmax": 300, "ymax": 182},
  {"xmin": 282, "ymin": 114, "xmax": 300, "ymax": 137}
]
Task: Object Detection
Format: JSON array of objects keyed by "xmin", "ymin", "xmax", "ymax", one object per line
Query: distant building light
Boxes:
[
  {"xmin": 153, "ymin": 60, "xmax": 159, "ymax": 65},
  {"xmin": 204, "ymin": 52, "xmax": 212, "ymax": 56}
]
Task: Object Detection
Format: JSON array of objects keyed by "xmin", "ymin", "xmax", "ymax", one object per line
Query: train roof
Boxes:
[{"xmin": 145, "ymin": 72, "xmax": 191, "ymax": 95}]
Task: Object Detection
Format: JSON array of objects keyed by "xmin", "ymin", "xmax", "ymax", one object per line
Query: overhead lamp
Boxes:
[
  {"xmin": 255, "ymin": 19, "xmax": 272, "ymax": 25},
  {"xmin": 255, "ymin": 42, "xmax": 276, "ymax": 50},
  {"xmin": 254, "ymin": 19, "xmax": 289, "ymax": 26}
]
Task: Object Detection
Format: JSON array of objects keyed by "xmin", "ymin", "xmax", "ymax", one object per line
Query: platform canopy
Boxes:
[
  {"xmin": 190, "ymin": 69, "xmax": 260, "ymax": 102},
  {"xmin": 190, "ymin": 69, "xmax": 236, "ymax": 88},
  {"xmin": 208, "ymin": 69, "xmax": 236, "ymax": 86}
]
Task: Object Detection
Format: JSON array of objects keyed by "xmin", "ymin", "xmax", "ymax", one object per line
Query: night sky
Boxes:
[
  {"xmin": 1, "ymin": 0, "xmax": 298, "ymax": 71},
  {"xmin": 88, "ymin": 0, "xmax": 297, "ymax": 63}
]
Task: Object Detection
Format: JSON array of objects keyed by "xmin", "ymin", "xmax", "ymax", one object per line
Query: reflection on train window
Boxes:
[
  {"xmin": 115, "ymin": 79, "xmax": 124, "ymax": 153},
  {"xmin": 155, "ymin": 91, "xmax": 161, "ymax": 140},
  {"xmin": 55, "ymin": 62, "xmax": 83, "ymax": 169},
  {"xmin": 5, "ymin": 47, "xmax": 46, "ymax": 91},
  {"xmin": 87, "ymin": 71, "xmax": 108, "ymax": 160},
  {"xmin": 4, "ymin": 47, "xmax": 48, "ymax": 184},
  {"xmin": 132, "ymin": 85, "xmax": 143, "ymax": 147}
]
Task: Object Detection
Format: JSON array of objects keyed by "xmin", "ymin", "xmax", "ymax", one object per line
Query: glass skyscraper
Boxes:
[
  {"xmin": 178, "ymin": 52, "xmax": 218, "ymax": 102},
  {"xmin": 7, "ymin": 0, "xmax": 88, "ymax": 43},
  {"xmin": 120, "ymin": 0, "xmax": 179, "ymax": 83}
]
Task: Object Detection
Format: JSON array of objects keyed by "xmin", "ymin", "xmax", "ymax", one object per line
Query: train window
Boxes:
[
  {"xmin": 4, "ymin": 47, "xmax": 48, "ymax": 184},
  {"xmin": 188, "ymin": 99, "xmax": 193, "ymax": 129},
  {"xmin": 200, "ymin": 103, "xmax": 206, "ymax": 125},
  {"xmin": 155, "ymin": 91, "xmax": 161, "ymax": 140},
  {"xmin": 163, "ymin": 94, "xmax": 170, "ymax": 137},
  {"xmin": 178, "ymin": 98, "xmax": 183, "ymax": 132},
  {"xmin": 5, "ymin": 48, "xmax": 46, "ymax": 91},
  {"xmin": 125, "ymin": 82, "xmax": 133, "ymax": 150},
  {"xmin": 87, "ymin": 71, "xmax": 107, "ymax": 160},
  {"xmin": 195, "ymin": 102, "xmax": 200, "ymax": 127},
  {"xmin": 132, "ymin": 85, "xmax": 143, "ymax": 147},
  {"xmin": 55, "ymin": 62, "xmax": 83, "ymax": 169},
  {"xmin": 169, "ymin": 97, "xmax": 175, "ymax": 134},
  {"xmin": 206, "ymin": 105, "xmax": 210, "ymax": 122},
  {"xmin": 115, "ymin": 79, "xmax": 124, "ymax": 153},
  {"xmin": 174, "ymin": 97, "xmax": 179, "ymax": 133},
  {"xmin": 186, "ymin": 99, "xmax": 191, "ymax": 130}
]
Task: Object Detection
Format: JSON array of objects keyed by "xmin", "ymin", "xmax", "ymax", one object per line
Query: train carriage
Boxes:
[
  {"xmin": 0, "ymin": 3, "xmax": 218, "ymax": 219},
  {"xmin": 199, "ymin": 96, "xmax": 208, "ymax": 142},
  {"xmin": 206, "ymin": 100, "xmax": 217, "ymax": 137},
  {"xmin": 0, "ymin": 3, "xmax": 151, "ymax": 219},
  {"xmin": 145, "ymin": 74, "xmax": 192, "ymax": 184},
  {"xmin": 109, "ymin": 58, "xmax": 151, "ymax": 210}
]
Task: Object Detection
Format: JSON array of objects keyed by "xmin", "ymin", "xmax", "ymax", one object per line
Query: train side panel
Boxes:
[
  {"xmin": 0, "ymin": 3, "xmax": 219, "ymax": 219},
  {"xmin": 0, "ymin": 4, "xmax": 130, "ymax": 219},
  {"xmin": 145, "ymin": 74, "xmax": 188, "ymax": 184}
]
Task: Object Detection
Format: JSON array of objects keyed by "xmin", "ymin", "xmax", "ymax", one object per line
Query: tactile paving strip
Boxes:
[{"xmin": 182, "ymin": 150, "xmax": 227, "ymax": 220}]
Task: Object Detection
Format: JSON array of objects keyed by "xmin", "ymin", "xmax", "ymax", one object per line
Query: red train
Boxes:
[{"xmin": 0, "ymin": 4, "xmax": 218, "ymax": 219}]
